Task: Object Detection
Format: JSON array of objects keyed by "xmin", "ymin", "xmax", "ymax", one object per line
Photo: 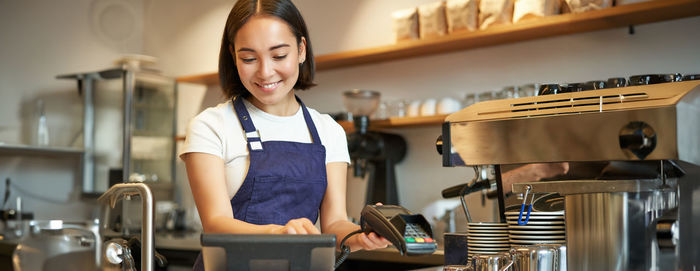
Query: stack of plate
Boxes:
[
  {"xmin": 466, "ymin": 222, "xmax": 510, "ymax": 258},
  {"xmin": 505, "ymin": 211, "xmax": 565, "ymax": 247}
]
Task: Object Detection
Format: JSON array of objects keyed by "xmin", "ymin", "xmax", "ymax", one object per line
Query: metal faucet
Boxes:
[{"xmin": 98, "ymin": 182, "xmax": 154, "ymax": 271}]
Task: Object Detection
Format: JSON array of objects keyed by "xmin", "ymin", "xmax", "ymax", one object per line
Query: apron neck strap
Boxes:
[
  {"xmin": 233, "ymin": 95, "xmax": 322, "ymax": 145},
  {"xmin": 296, "ymin": 96, "xmax": 322, "ymax": 145}
]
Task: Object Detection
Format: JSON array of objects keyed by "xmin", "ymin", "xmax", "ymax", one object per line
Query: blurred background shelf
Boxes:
[
  {"xmin": 338, "ymin": 114, "xmax": 448, "ymax": 133},
  {"xmin": 0, "ymin": 144, "xmax": 84, "ymax": 156},
  {"xmin": 175, "ymin": 114, "xmax": 448, "ymax": 140},
  {"xmin": 176, "ymin": 0, "xmax": 700, "ymax": 85}
]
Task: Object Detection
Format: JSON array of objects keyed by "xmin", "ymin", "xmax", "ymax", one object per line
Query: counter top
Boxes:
[
  {"xmin": 154, "ymin": 231, "xmax": 444, "ymax": 265},
  {"xmin": 155, "ymin": 231, "xmax": 201, "ymax": 251},
  {"xmin": 347, "ymin": 247, "xmax": 444, "ymax": 265},
  {"xmin": 0, "ymin": 239, "xmax": 18, "ymax": 254}
]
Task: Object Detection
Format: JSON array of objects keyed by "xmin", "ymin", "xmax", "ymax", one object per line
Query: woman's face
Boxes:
[{"xmin": 233, "ymin": 15, "xmax": 305, "ymax": 107}]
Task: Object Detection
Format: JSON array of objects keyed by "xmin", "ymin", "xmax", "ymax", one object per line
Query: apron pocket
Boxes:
[{"xmin": 246, "ymin": 176, "xmax": 326, "ymax": 225}]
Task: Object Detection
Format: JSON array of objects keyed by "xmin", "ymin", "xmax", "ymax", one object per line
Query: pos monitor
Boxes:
[{"xmin": 201, "ymin": 233, "xmax": 336, "ymax": 271}]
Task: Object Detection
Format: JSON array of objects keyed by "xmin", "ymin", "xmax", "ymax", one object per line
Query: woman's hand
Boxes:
[
  {"xmin": 531, "ymin": 162, "xmax": 570, "ymax": 180},
  {"xmin": 271, "ymin": 218, "xmax": 320, "ymax": 234},
  {"xmin": 351, "ymin": 231, "xmax": 391, "ymax": 251},
  {"xmin": 348, "ymin": 202, "xmax": 391, "ymax": 251}
]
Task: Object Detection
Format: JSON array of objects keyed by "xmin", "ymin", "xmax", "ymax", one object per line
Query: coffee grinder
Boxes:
[{"xmin": 343, "ymin": 90, "xmax": 407, "ymax": 205}]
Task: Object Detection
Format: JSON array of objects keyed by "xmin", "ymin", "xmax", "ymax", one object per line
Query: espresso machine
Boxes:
[{"xmin": 438, "ymin": 77, "xmax": 700, "ymax": 270}]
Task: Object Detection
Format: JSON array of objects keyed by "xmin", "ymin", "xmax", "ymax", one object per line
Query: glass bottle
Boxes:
[{"xmin": 35, "ymin": 99, "xmax": 49, "ymax": 146}]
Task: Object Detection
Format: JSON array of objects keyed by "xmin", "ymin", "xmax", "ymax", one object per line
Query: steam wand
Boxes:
[
  {"xmin": 2, "ymin": 178, "xmax": 9, "ymax": 209},
  {"xmin": 460, "ymin": 166, "xmax": 480, "ymax": 223},
  {"xmin": 441, "ymin": 166, "xmax": 492, "ymax": 223}
]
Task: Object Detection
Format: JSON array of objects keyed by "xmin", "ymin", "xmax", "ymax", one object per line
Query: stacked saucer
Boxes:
[
  {"xmin": 505, "ymin": 211, "xmax": 565, "ymax": 247},
  {"xmin": 466, "ymin": 222, "xmax": 510, "ymax": 258}
]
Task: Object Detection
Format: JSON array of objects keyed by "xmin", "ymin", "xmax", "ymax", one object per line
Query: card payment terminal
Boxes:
[{"xmin": 360, "ymin": 204, "xmax": 437, "ymax": 256}]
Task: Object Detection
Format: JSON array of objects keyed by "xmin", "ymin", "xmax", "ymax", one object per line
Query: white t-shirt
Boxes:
[{"xmin": 180, "ymin": 98, "xmax": 350, "ymax": 199}]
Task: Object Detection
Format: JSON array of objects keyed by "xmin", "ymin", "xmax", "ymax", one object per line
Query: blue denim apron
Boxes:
[{"xmin": 193, "ymin": 96, "xmax": 328, "ymax": 270}]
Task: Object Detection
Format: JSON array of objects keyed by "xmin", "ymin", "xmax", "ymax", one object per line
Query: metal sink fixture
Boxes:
[{"xmin": 98, "ymin": 182, "xmax": 154, "ymax": 271}]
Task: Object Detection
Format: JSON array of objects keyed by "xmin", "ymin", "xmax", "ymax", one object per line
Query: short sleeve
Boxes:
[
  {"xmin": 320, "ymin": 114, "xmax": 351, "ymax": 164},
  {"xmin": 179, "ymin": 109, "xmax": 225, "ymax": 160}
]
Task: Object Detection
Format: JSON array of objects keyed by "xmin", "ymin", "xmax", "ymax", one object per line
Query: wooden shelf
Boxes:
[
  {"xmin": 176, "ymin": 73, "xmax": 220, "ymax": 86},
  {"xmin": 339, "ymin": 114, "xmax": 447, "ymax": 133},
  {"xmin": 175, "ymin": 114, "xmax": 447, "ymax": 140},
  {"xmin": 0, "ymin": 144, "xmax": 84, "ymax": 157},
  {"xmin": 176, "ymin": 0, "xmax": 700, "ymax": 85}
]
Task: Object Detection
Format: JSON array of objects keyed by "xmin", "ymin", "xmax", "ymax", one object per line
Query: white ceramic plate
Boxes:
[
  {"xmin": 467, "ymin": 237, "xmax": 510, "ymax": 242},
  {"xmin": 507, "ymin": 225, "xmax": 565, "ymax": 230},
  {"xmin": 467, "ymin": 233, "xmax": 509, "ymax": 237},
  {"xmin": 510, "ymin": 240, "xmax": 566, "ymax": 244},
  {"xmin": 505, "ymin": 211, "xmax": 564, "ymax": 216},
  {"xmin": 468, "ymin": 229, "xmax": 509, "ymax": 233},
  {"xmin": 467, "ymin": 223, "xmax": 508, "ymax": 229},
  {"xmin": 510, "ymin": 230, "xmax": 566, "ymax": 235},
  {"xmin": 468, "ymin": 222, "xmax": 508, "ymax": 227},
  {"xmin": 509, "ymin": 234, "xmax": 566, "ymax": 240},
  {"xmin": 506, "ymin": 215, "xmax": 564, "ymax": 220},
  {"xmin": 468, "ymin": 226, "xmax": 508, "ymax": 229},
  {"xmin": 467, "ymin": 243, "xmax": 511, "ymax": 248},
  {"xmin": 506, "ymin": 220, "xmax": 564, "ymax": 225},
  {"xmin": 467, "ymin": 246, "xmax": 511, "ymax": 251}
]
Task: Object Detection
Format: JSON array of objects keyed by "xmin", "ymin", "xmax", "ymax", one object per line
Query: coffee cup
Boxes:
[
  {"xmin": 538, "ymin": 84, "xmax": 560, "ymax": 95},
  {"xmin": 510, "ymin": 245, "xmax": 560, "ymax": 271},
  {"xmin": 420, "ymin": 98, "xmax": 437, "ymax": 116},
  {"xmin": 471, "ymin": 252, "xmax": 513, "ymax": 271},
  {"xmin": 407, "ymin": 100, "xmax": 421, "ymax": 117},
  {"xmin": 444, "ymin": 265, "xmax": 474, "ymax": 271},
  {"xmin": 607, "ymin": 77, "xmax": 627, "ymax": 88},
  {"xmin": 628, "ymin": 73, "xmax": 681, "ymax": 86},
  {"xmin": 437, "ymin": 97, "xmax": 462, "ymax": 114}
]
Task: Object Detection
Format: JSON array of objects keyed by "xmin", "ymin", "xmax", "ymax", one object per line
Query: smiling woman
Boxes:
[
  {"xmin": 218, "ymin": 0, "xmax": 316, "ymax": 103},
  {"xmin": 231, "ymin": 15, "xmax": 306, "ymax": 114},
  {"xmin": 180, "ymin": 0, "xmax": 391, "ymax": 270}
]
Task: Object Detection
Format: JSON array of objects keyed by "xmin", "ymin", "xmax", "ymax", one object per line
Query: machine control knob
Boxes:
[
  {"xmin": 104, "ymin": 239, "xmax": 136, "ymax": 270},
  {"xmin": 105, "ymin": 241, "xmax": 125, "ymax": 264},
  {"xmin": 656, "ymin": 218, "xmax": 679, "ymax": 250},
  {"xmin": 619, "ymin": 121, "xmax": 656, "ymax": 159}
]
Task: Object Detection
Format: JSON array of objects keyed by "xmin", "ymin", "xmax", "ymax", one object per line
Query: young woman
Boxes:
[{"xmin": 180, "ymin": 0, "xmax": 390, "ymax": 269}]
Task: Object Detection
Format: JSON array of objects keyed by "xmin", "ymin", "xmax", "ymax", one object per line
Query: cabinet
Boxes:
[{"xmin": 58, "ymin": 68, "xmax": 177, "ymax": 197}]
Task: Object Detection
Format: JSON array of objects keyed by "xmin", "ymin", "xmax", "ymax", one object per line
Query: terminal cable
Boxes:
[{"xmin": 334, "ymin": 229, "xmax": 363, "ymax": 269}]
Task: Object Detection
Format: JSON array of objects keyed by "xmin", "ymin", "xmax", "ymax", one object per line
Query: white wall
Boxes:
[{"xmin": 0, "ymin": 0, "xmax": 146, "ymax": 220}]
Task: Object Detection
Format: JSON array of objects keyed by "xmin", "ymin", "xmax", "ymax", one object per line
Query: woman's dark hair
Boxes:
[{"xmin": 219, "ymin": 0, "xmax": 316, "ymax": 99}]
